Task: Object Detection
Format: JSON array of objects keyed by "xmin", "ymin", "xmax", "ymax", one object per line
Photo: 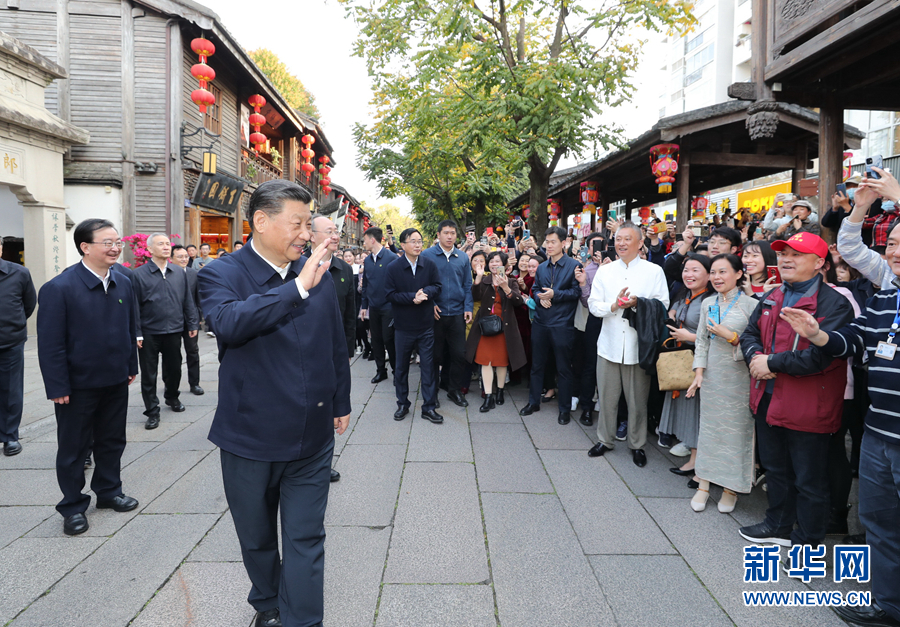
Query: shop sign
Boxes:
[
  {"xmin": 737, "ymin": 181, "xmax": 792, "ymax": 214},
  {"xmin": 0, "ymin": 144, "xmax": 24, "ymax": 185},
  {"xmin": 707, "ymin": 190, "xmax": 738, "ymax": 216},
  {"xmin": 192, "ymin": 173, "xmax": 245, "ymax": 213}
]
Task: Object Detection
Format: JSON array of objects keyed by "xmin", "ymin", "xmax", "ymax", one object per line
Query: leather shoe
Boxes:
[
  {"xmin": 579, "ymin": 409, "xmax": 593, "ymax": 426},
  {"xmin": 669, "ymin": 466, "xmax": 694, "ymax": 476},
  {"xmin": 145, "ymin": 416, "xmax": 160, "ymax": 430},
  {"xmin": 63, "ymin": 512, "xmax": 89, "ymax": 536},
  {"xmin": 254, "ymin": 608, "xmax": 282, "ymax": 627},
  {"xmin": 687, "ymin": 478, "xmax": 699, "ymax": 489},
  {"xmin": 519, "ymin": 403, "xmax": 540, "ymax": 416},
  {"xmin": 558, "ymin": 411, "xmax": 571, "ymax": 425},
  {"xmin": 448, "ymin": 390, "xmax": 468, "ymax": 407},
  {"xmin": 330, "ymin": 469, "xmax": 341, "ymax": 483},
  {"xmin": 632, "ymin": 449, "xmax": 647, "ymax": 467},
  {"xmin": 421, "ymin": 409, "xmax": 444, "ymax": 424},
  {"xmin": 834, "ymin": 604, "xmax": 900, "ymax": 627},
  {"xmin": 495, "ymin": 388, "xmax": 504, "ymax": 405},
  {"xmin": 393, "ymin": 405, "xmax": 409, "ymax": 420},
  {"xmin": 96, "ymin": 494, "xmax": 139, "ymax": 512},
  {"xmin": 190, "ymin": 385, "xmax": 205, "ymax": 395},
  {"xmin": 3, "ymin": 440, "xmax": 22, "ymax": 456},
  {"xmin": 588, "ymin": 443, "xmax": 612, "ymax": 457},
  {"xmin": 166, "ymin": 400, "xmax": 186, "ymax": 412},
  {"xmin": 371, "ymin": 371, "xmax": 388, "ymax": 384}
]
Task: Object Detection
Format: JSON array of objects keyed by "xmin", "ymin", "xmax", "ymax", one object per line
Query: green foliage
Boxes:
[{"xmin": 248, "ymin": 48, "xmax": 320, "ymax": 118}]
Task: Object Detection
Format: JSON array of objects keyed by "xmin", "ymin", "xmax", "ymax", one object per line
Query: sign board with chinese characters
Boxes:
[
  {"xmin": 0, "ymin": 145, "xmax": 25, "ymax": 186},
  {"xmin": 191, "ymin": 173, "xmax": 245, "ymax": 214}
]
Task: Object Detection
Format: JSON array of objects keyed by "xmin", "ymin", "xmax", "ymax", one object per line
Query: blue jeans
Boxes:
[
  {"xmin": 859, "ymin": 431, "xmax": 900, "ymax": 621},
  {"xmin": 394, "ymin": 329, "xmax": 437, "ymax": 412}
]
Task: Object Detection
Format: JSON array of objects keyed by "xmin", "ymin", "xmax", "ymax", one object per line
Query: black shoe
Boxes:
[
  {"xmin": 632, "ymin": 449, "xmax": 647, "ymax": 467},
  {"xmin": 615, "ymin": 422, "xmax": 627, "ymax": 441},
  {"xmin": 393, "ymin": 405, "xmax": 409, "ymax": 421},
  {"xmin": 435, "ymin": 398, "xmax": 440, "ymax": 409},
  {"xmin": 448, "ymin": 390, "xmax": 469, "ymax": 407},
  {"xmin": 519, "ymin": 403, "xmax": 540, "ymax": 416},
  {"xmin": 166, "ymin": 400, "xmax": 185, "ymax": 412},
  {"xmin": 588, "ymin": 443, "xmax": 613, "ymax": 458},
  {"xmin": 738, "ymin": 521, "xmax": 792, "ymax": 547},
  {"xmin": 834, "ymin": 603, "xmax": 900, "ymax": 627},
  {"xmin": 480, "ymin": 394, "xmax": 495, "ymax": 413},
  {"xmin": 826, "ymin": 504, "xmax": 851, "ymax": 535},
  {"xmin": 96, "ymin": 494, "xmax": 139, "ymax": 512},
  {"xmin": 842, "ymin": 532, "xmax": 867, "ymax": 545},
  {"xmin": 558, "ymin": 411, "xmax": 571, "ymax": 425},
  {"xmin": 579, "ymin": 409, "xmax": 593, "ymax": 426},
  {"xmin": 541, "ymin": 392, "xmax": 556, "ymax": 403},
  {"xmin": 84, "ymin": 455, "xmax": 92, "ymax": 469},
  {"xmin": 63, "ymin": 512, "xmax": 89, "ymax": 536},
  {"xmin": 669, "ymin": 466, "xmax": 694, "ymax": 476},
  {"xmin": 3, "ymin": 441, "xmax": 22, "ymax": 456},
  {"xmin": 367, "ymin": 354, "xmax": 375, "ymax": 361},
  {"xmin": 330, "ymin": 469, "xmax": 341, "ymax": 483},
  {"xmin": 371, "ymin": 371, "xmax": 388, "ymax": 384},
  {"xmin": 495, "ymin": 389, "xmax": 505, "ymax": 405},
  {"xmin": 255, "ymin": 608, "xmax": 282, "ymax": 627},
  {"xmin": 190, "ymin": 385, "xmax": 205, "ymax": 396},
  {"xmin": 145, "ymin": 416, "xmax": 160, "ymax": 430},
  {"xmin": 687, "ymin": 478, "xmax": 699, "ymax": 489},
  {"xmin": 362, "ymin": 349, "xmax": 371, "ymax": 359},
  {"xmin": 657, "ymin": 432, "xmax": 676, "ymax": 448},
  {"xmin": 421, "ymin": 409, "xmax": 444, "ymax": 424}
]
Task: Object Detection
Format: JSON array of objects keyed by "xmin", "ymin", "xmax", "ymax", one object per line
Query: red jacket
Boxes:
[{"xmin": 740, "ymin": 279, "xmax": 855, "ymax": 433}]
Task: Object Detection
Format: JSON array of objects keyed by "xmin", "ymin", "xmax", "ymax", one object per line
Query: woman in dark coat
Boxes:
[{"xmin": 466, "ymin": 251, "xmax": 527, "ymax": 412}]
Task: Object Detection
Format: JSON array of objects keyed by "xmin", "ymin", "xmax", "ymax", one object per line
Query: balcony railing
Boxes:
[{"xmin": 241, "ymin": 150, "xmax": 283, "ymax": 186}]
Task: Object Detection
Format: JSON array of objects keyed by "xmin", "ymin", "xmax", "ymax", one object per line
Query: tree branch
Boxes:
[{"xmin": 549, "ymin": 1, "xmax": 568, "ymax": 59}]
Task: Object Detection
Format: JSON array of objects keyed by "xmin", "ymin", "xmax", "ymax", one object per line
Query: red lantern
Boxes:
[
  {"xmin": 248, "ymin": 95, "xmax": 267, "ymax": 152},
  {"xmin": 300, "ymin": 162, "xmax": 315, "ymax": 175},
  {"xmin": 190, "ymin": 38, "xmax": 216, "ymax": 114},
  {"xmin": 580, "ymin": 181, "xmax": 599, "ymax": 204},
  {"xmin": 649, "ymin": 144, "xmax": 680, "ymax": 194},
  {"xmin": 319, "ymin": 177, "xmax": 332, "ymax": 188},
  {"xmin": 322, "ymin": 186, "xmax": 332, "ymax": 195},
  {"xmin": 299, "ymin": 134, "xmax": 316, "ymax": 182}
]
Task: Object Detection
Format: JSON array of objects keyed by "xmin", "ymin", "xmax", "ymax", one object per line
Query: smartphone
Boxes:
[
  {"xmin": 866, "ymin": 155, "xmax": 883, "ymax": 179},
  {"xmin": 608, "ymin": 209, "xmax": 617, "ymax": 221},
  {"xmin": 700, "ymin": 225, "xmax": 710, "ymax": 237},
  {"xmin": 653, "ymin": 222, "xmax": 668, "ymax": 234},
  {"xmin": 601, "ymin": 250, "xmax": 617, "ymax": 262},
  {"xmin": 480, "ymin": 236, "xmax": 488, "ymax": 246},
  {"xmin": 767, "ymin": 265, "xmax": 782, "ymax": 283},
  {"xmin": 692, "ymin": 226, "xmax": 702, "ymax": 237},
  {"xmin": 675, "ymin": 233, "xmax": 684, "ymax": 242},
  {"xmin": 485, "ymin": 227, "xmax": 494, "ymax": 236},
  {"xmin": 708, "ymin": 302, "xmax": 720, "ymax": 325},
  {"xmin": 386, "ymin": 224, "xmax": 393, "ymax": 233},
  {"xmin": 523, "ymin": 228, "xmax": 531, "ymax": 239},
  {"xmin": 592, "ymin": 239, "xmax": 603, "ymax": 255},
  {"xmin": 579, "ymin": 247, "xmax": 588, "ymax": 263},
  {"xmin": 836, "ymin": 183, "xmax": 847, "ymax": 195}
]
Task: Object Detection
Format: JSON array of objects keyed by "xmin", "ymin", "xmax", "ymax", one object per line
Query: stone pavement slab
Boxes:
[
  {"xmin": 0, "ymin": 470, "xmax": 64, "ymax": 505},
  {"xmin": 125, "ymin": 420, "xmax": 190, "ymax": 442},
  {"xmin": 522, "ymin": 413, "xmax": 594, "ymax": 450},
  {"xmin": 11, "ymin": 513, "xmax": 218, "ymax": 627},
  {"xmin": 188, "ymin": 512, "xmax": 242, "ymax": 562},
  {"xmin": 375, "ymin": 584, "xmax": 496, "ymax": 627},
  {"xmin": 466, "ymin": 398, "xmax": 523, "ymax": 423},
  {"xmin": 605, "ymin": 442, "xmax": 693, "ymax": 497},
  {"xmin": 405, "ymin": 406, "xmax": 473, "ymax": 462},
  {"xmin": 470, "ymin": 422, "xmax": 552, "ymax": 493},
  {"xmin": 323, "ymin": 526, "xmax": 392, "ymax": 627},
  {"xmin": 0, "ymin": 506, "xmax": 55, "ymax": 549},
  {"xmin": 145, "ymin": 451, "xmax": 226, "ymax": 514},
  {"xmin": 385, "ymin": 463, "xmax": 488, "ymax": 584},
  {"xmin": 346, "ymin": 398, "xmax": 412, "ymax": 445},
  {"xmin": 152, "ymin": 410, "xmax": 216, "ymax": 452},
  {"xmin": 481, "ymin": 492, "xmax": 615, "ymax": 627},
  {"xmin": 590, "ymin": 555, "xmax": 733, "ymax": 627},
  {"xmin": 325, "ymin": 444, "xmax": 406, "ymax": 526},
  {"xmin": 0, "ymin": 442, "xmax": 57, "ymax": 469}
]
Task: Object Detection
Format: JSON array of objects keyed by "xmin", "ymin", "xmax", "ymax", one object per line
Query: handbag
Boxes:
[
  {"xmin": 657, "ymin": 336, "xmax": 695, "ymax": 392},
  {"xmin": 478, "ymin": 313, "xmax": 503, "ymax": 337}
]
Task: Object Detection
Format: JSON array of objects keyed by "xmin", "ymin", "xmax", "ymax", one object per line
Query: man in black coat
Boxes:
[
  {"xmin": 171, "ymin": 245, "xmax": 204, "ymax": 396},
  {"xmin": 0, "ymin": 236, "xmax": 36, "ymax": 457},
  {"xmin": 37, "ymin": 219, "xmax": 140, "ymax": 535},
  {"xmin": 310, "ymin": 215, "xmax": 357, "ymax": 360},
  {"xmin": 361, "ymin": 227, "xmax": 398, "ymax": 383},
  {"xmin": 385, "ymin": 228, "xmax": 443, "ymax": 424}
]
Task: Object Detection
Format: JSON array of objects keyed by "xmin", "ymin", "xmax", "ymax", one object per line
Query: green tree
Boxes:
[
  {"xmin": 249, "ymin": 48, "xmax": 319, "ymax": 118},
  {"xmin": 369, "ymin": 202, "xmax": 423, "ymax": 241},
  {"xmin": 342, "ymin": 0, "xmax": 695, "ymax": 240}
]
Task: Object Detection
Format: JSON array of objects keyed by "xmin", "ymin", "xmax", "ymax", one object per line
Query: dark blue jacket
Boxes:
[
  {"xmin": 422, "ymin": 244, "xmax": 473, "ymax": 315},
  {"xmin": 37, "ymin": 263, "xmax": 139, "ymax": 398},
  {"xmin": 198, "ymin": 244, "xmax": 351, "ymax": 462},
  {"xmin": 385, "ymin": 254, "xmax": 442, "ymax": 335},
  {"xmin": 0, "ymin": 258, "xmax": 36, "ymax": 350},
  {"xmin": 361, "ymin": 246, "xmax": 397, "ymax": 312},
  {"xmin": 532, "ymin": 254, "xmax": 583, "ymax": 327}
]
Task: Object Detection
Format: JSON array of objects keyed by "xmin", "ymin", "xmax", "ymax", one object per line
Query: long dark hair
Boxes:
[
  {"xmin": 673, "ymin": 253, "xmax": 713, "ymax": 305},
  {"xmin": 742, "ymin": 240, "xmax": 777, "ymax": 281}
]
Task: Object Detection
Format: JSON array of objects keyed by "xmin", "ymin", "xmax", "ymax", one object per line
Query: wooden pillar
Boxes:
[
  {"xmin": 188, "ymin": 205, "xmax": 201, "ymax": 248},
  {"xmin": 675, "ymin": 146, "xmax": 691, "ymax": 232},
  {"xmin": 624, "ymin": 198, "xmax": 634, "ymax": 222},
  {"xmin": 819, "ymin": 95, "xmax": 843, "ymax": 229},
  {"xmin": 56, "ymin": 0, "xmax": 70, "ymax": 123},
  {"xmin": 792, "ymin": 140, "xmax": 808, "ymax": 196},
  {"xmin": 167, "ymin": 20, "xmax": 184, "ymax": 238},
  {"xmin": 285, "ymin": 136, "xmax": 297, "ymax": 182},
  {"xmin": 121, "ymin": 0, "xmax": 136, "ymax": 237}
]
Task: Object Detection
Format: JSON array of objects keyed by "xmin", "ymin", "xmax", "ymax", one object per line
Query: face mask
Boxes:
[
  {"xmin": 883, "ymin": 200, "xmax": 896, "ymax": 212},
  {"xmin": 847, "ymin": 188, "xmax": 856, "ymax": 201}
]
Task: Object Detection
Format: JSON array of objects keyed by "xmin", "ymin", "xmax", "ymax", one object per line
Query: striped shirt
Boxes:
[
  {"xmin": 837, "ymin": 217, "xmax": 895, "ymax": 288},
  {"xmin": 822, "ymin": 283, "xmax": 900, "ymax": 444}
]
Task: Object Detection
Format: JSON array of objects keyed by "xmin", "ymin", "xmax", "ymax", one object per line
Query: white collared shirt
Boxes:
[
  {"xmin": 588, "ymin": 256, "xmax": 670, "ymax": 365},
  {"xmin": 439, "ymin": 244, "xmax": 454, "ymax": 260},
  {"xmin": 250, "ymin": 239, "xmax": 308, "ymax": 299},
  {"xmin": 406, "ymin": 254, "xmax": 418, "ymax": 276},
  {"xmin": 82, "ymin": 260, "xmax": 111, "ymax": 293}
]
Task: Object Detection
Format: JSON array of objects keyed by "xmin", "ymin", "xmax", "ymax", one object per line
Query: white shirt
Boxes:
[
  {"xmin": 406, "ymin": 254, "xmax": 418, "ymax": 276},
  {"xmin": 588, "ymin": 256, "xmax": 670, "ymax": 365},
  {"xmin": 439, "ymin": 245, "xmax": 454, "ymax": 260},
  {"xmin": 82, "ymin": 260, "xmax": 111, "ymax": 293},
  {"xmin": 250, "ymin": 239, "xmax": 309, "ymax": 299}
]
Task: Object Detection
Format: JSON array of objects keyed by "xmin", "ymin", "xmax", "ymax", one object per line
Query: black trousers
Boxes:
[
  {"xmin": 0, "ymin": 344, "xmax": 25, "ymax": 442},
  {"xmin": 528, "ymin": 323, "xmax": 575, "ymax": 412},
  {"xmin": 220, "ymin": 439, "xmax": 333, "ymax": 626},
  {"xmin": 572, "ymin": 316, "xmax": 602, "ymax": 410},
  {"xmin": 394, "ymin": 328, "xmax": 437, "ymax": 411},
  {"xmin": 434, "ymin": 314, "xmax": 467, "ymax": 392},
  {"xmin": 55, "ymin": 383, "xmax": 128, "ymax": 517},
  {"xmin": 139, "ymin": 333, "xmax": 183, "ymax": 418},
  {"xmin": 369, "ymin": 308, "xmax": 395, "ymax": 375},
  {"xmin": 755, "ymin": 393, "xmax": 832, "ymax": 546},
  {"xmin": 182, "ymin": 329, "xmax": 200, "ymax": 388}
]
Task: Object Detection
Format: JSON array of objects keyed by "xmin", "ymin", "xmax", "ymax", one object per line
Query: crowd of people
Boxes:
[{"xmin": 1, "ymin": 167, "xmax": 899, "ymax": 627}]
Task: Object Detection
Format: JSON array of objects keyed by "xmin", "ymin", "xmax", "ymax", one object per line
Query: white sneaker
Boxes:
[
  {"xmin": 571, "ymin": 398, "xmax": 579, "ymax": 412},
  {"xmin": 670, "ymin": 442, "xmax": 691, "ymax": 457}
]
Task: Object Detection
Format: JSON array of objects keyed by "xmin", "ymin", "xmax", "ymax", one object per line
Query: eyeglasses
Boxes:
[
  {"xmin": 404, "ymin": 239, "xmax": 424, "ymax": 245},
  {"xmin": 90, "ymin": 240, "xmax": 123, "ymax": 249},
  {"xmin": 312, "ymin": 228, "xmax": 339, "ymax": 236}
]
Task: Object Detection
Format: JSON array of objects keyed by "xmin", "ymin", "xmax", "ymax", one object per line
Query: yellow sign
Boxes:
[{"xmin": 737, "ymin": 182, "xmax": 792, "ymax": 214}]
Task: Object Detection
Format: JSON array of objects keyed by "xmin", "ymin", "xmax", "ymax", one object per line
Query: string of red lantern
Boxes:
[
  {"xmin": 318, "ymin": 155, "xmax": 332, "ymax": 195},
  {"xmin": 248, "ymin": 95, "xmax": 267, "ymax": 152},
  {"xmin": 300, "ymin": 134, "xmax": 316, "ymax": 183},
  {"xmin": 190, "ymin": 38, "xmax": 216, "ymax": 114}
]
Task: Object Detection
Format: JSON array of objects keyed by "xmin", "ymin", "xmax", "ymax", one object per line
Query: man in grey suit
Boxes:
[{"xmin": 172, "ymin": 245, "xmax": 203, "ymax": 396}]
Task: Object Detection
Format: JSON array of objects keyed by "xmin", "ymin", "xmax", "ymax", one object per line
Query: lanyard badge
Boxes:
[{"xmin": 875, "ymin": 292, "xmax": 900, "ymax": 361}]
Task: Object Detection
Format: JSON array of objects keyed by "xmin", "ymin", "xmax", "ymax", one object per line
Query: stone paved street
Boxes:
[{"xmin": 1, "ymin": 334, "xmax": 869, "ymax": 627}]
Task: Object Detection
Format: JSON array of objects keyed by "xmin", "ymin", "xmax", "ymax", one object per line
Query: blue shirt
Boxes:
[
  {"xmin": 361, "ymin": 247, "xmax": 397, "ymax": 312},
  {"xmin": 532, "ymin": 254, "xmax": 583, "ymax": 327},
  {"xmin": 423, "ymin": 244, "xmax": 473, "ymax": 316}
]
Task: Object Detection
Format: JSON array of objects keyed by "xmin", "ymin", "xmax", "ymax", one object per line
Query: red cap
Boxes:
[{"xmin": 770, "ymin": 232, "xmax": 828, "ymax": 259}]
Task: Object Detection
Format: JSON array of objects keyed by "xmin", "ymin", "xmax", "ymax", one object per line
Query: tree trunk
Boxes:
[{"xmin": 527, "ymin": 160, "xmax": 550, "ymax": 242}]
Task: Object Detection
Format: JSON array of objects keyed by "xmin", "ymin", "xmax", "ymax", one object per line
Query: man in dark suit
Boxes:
[
  {"xmin": 310, "ymin": 215, "xmax": 357, "ymax": 360},
  {"xmin": 171, "ymin": 244, "xmax": 204, "ymax": 396},
  {"xmin": 360, "ymin": 226, "xmax": 397, "ymax": 384},
  {"xmin": 131, "ymin": 234, "xmax": 199, "ymax": 429},
  {"xmin": 0, "ymin": 236, "xmax": 37, "ymax": 457},
  {"xmin": 198, "ymin": 180, "xmax": 351, "ymax": 627},
  {"xmin": 385, "ymin": 228, "xmax": 443, "ymax": 424},
  {"xmin": 37, "ymin": 219, "xmax": 140, "ymax": 535}
]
